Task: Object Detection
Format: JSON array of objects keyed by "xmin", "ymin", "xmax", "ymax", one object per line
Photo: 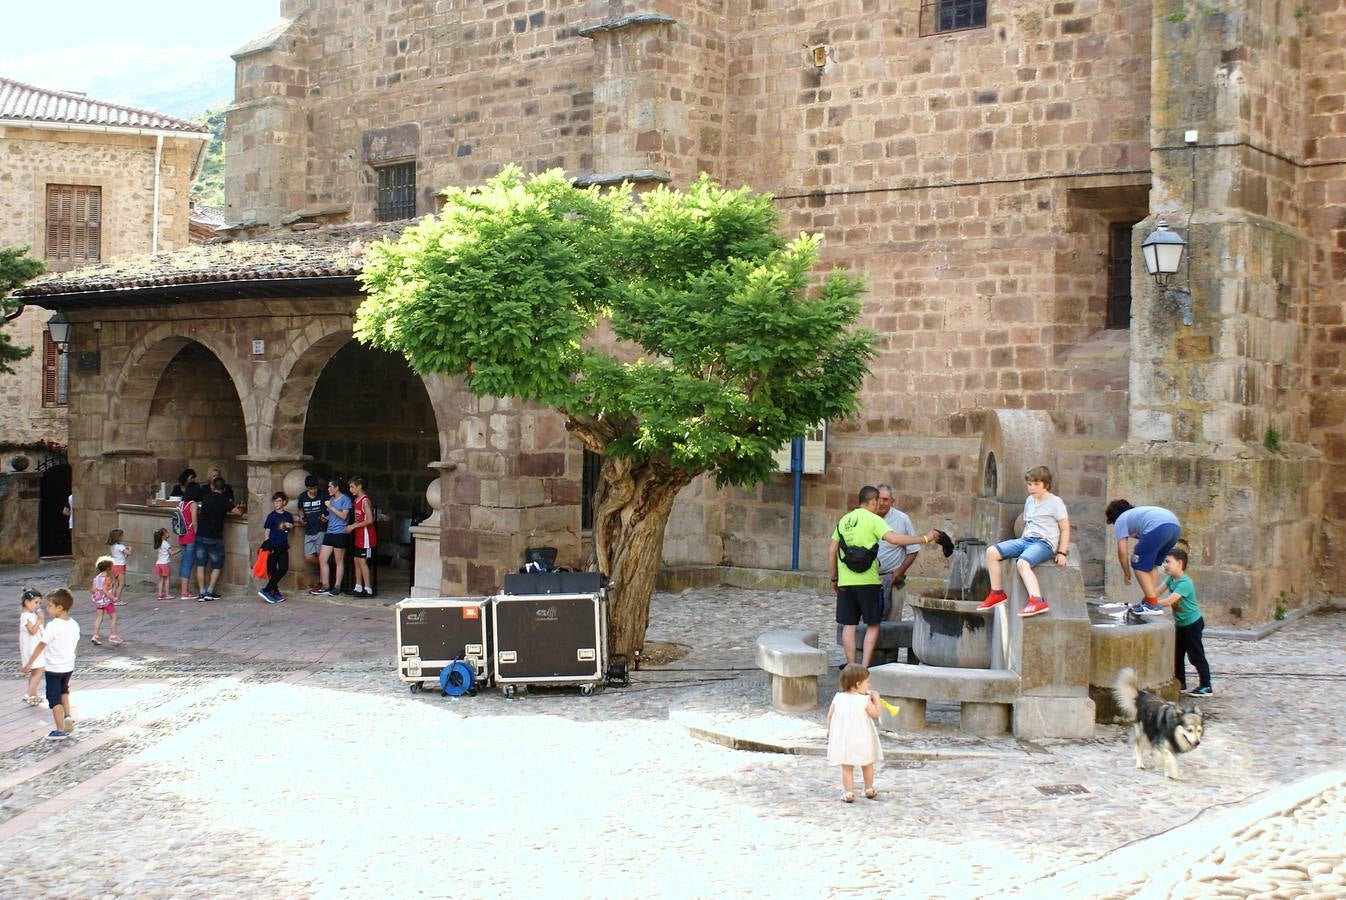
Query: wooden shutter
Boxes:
[
  {"xmin": 42, "ymin": 330, "xmax": 59, "ymax": 407},
  {"xmin": 44, "ymin": 184, "xmax": 101, "ymax": 263}
]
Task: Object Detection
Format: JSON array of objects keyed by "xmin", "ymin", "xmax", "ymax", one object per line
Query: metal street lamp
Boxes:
[
  {"xmin": 46, "ymin": 310, "xmax": 72, "ymax": 353},
  {"xmin": 1140, "ymin": 218, "xmax": 1187, "ymax": 285}
]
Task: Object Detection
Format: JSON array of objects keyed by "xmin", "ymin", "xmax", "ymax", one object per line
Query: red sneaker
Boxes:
[
  {"xmin": 977, "ymin": 590, "xmax": 1008, "ymax": 611},
  {"xmin": 1019, "ymin": 596, "xmax": 1050, "ymax": 617}
]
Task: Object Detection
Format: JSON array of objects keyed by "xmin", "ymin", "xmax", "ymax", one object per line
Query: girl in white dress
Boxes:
[
  {"xmin": 826, "ymin": 663, "xmax": 883, "ymax": 802},
  {"xmin": 19, "ymin": 589, "xmax": 44, "ymax": 706}
]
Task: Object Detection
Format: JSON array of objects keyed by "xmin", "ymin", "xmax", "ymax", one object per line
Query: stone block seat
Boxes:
[
  {"xmin": 834, "ymin": 620, "xmax": 915, "ymax": 665},
  {"xmin": 755, "ymin": 629, "xmax": 828, "ymax": 712},
  {"xmin": 868, "ymin": 663, "xmax": 1021, "ymax": 736}
]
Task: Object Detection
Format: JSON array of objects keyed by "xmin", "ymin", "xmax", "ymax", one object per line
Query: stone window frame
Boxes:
[
  {"xmin": 374, "ymin": 159, "xmax": 417, "ymax": 222},
  {"xmin": 33, "ymin": 173, "xmax": 117, "ymax": 274},
  {"xmin": 919, "ymin": 0, "xmax": 989, "ymax": 36}
]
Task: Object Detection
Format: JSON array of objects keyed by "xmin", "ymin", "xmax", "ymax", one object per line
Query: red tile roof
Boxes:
[
  {"xmin": 0, "ymin": 76, "xmax": 209, "ymax": 135},
  {"xmin": 15, "ymin": 222, "xmax": 410, "ymax": 300}
]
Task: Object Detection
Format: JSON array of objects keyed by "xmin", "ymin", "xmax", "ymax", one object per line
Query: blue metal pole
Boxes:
[{"xmin": 790, "ymin": 437, "xmax": 803, "ymax": 570}]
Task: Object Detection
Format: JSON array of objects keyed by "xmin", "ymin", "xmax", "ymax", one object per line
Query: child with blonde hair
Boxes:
[
  {"xmin": 107, "ymin": 528, "xmax": 131, "ymax": 603},
  {"xmin": 19, "ymin": 589, "xmax": 45, "ymax": 706},
  {"xmin": 826, "ymin": 663, "xmax": 883, "ymax": 803},
  {"xmin": 152, "ymin": 527, "xmax": 175, "ymax": 600},
  {"xmin": 89, "ymin": 556, "xmax": 123, "ymax": 646}
]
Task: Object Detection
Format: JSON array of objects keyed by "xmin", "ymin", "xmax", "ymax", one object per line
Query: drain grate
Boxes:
[
  {"xmin": 1035, "ymin": 783, "xmax": 1089, "ymax": 796},
  {"xmin": 886, "ymin": 759, "xmax": 926, "ymax": 769}
]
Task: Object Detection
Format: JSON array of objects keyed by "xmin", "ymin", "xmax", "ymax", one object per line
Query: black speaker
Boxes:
[
  {"xmin": 492, "ymin": 592, "xmax": 606, "ymax": 688},
  {"xmin": 501, "ymin": 571, "xmax": 603, "ymax": 595}
]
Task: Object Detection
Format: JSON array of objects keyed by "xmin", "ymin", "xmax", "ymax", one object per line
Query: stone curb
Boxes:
[
  {"xmin": 670, "ymin": 708, "xmax": 1019, "ymax": 760},
  {"xmin": 996, "ymin": 766, "xmax": 1346, "ymax": 898},
  {"xmin": 1204, "ymin": 602, "xmax": 1324, "ymax": 641}
]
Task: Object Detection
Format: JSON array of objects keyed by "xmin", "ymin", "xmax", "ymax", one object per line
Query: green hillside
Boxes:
[{"xmin": 191, "ymin": 105, "xmax": 227, "ymax": 207}]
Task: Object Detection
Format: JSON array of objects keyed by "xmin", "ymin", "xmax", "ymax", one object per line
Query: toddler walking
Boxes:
[
  {"xmin": 89, "ymin": 556, "xmax": 123, "ymax": 646},
  {"xmin": 826, "ymin": 663, "xmax": 883, "ymax": 803},
  {"xmin": 152, "ymin": 528, "xmax": 175, "ymax": 600},
  {"xmin": 19, "ymin": 589, "xmax": 45, "ymax": 706},
  {"xmin": 107, "ymin": 529, "xmax": 131, "ymax": 602}
]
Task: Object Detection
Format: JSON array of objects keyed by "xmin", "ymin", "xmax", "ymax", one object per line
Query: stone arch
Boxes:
[{"xmin": 105, "ymin": 326, "xmax": 252, "ymax": 453}]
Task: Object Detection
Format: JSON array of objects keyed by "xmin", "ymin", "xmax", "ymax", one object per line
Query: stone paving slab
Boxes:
[{"xmin": 1, "ymin": 561, "xmax": 1345, "ymax": 896}]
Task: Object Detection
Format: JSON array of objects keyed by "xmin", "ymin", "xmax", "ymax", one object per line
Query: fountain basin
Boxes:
[
  {"xmin": 909, "ymin": 595, "xmax": 993, "ymax": 669},
  {"xmin": 1086, "ymin": 602, "xmax": 1178, "ymax": 722}
]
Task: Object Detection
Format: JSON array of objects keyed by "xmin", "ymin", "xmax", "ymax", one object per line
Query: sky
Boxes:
[{"xmin": 0, "ymin": 0, "xmax": 281, "ymax": 118}]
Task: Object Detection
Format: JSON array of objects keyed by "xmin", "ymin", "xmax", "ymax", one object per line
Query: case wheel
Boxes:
[
  {"xmin": 503, "ymin": 685, "xmax": 518, "ymax": 699},
  {"xmin": 409, "ymin": 682, "xmax": 422, "ymax": 694},
  {"xmin": 580, "ymin": 683, "xmax": 595, "ymax": 697}
]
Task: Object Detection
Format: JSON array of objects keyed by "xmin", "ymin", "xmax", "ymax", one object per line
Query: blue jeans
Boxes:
[
  {"xmin": 991, "ymin": 537, "xmax": 1054, "ymax": 567},
  {"xmin": 195, "ymin": 536, "xmax": 225, "ymax": 570},
  {"xmin": 178, "ymin": 543, "xmax": 197, "ymax": 579}
]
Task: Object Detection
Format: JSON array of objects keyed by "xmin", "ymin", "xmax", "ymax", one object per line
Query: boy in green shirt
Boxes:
[{"xmin": 1154, "ymin": 548, "xmax": 1212, "ymax": 696}]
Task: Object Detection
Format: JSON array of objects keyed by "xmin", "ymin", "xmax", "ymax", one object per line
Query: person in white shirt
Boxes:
[
  {"xmin": 23, "ymin": 588, "xmax": 80, "ymax": 740},
  {"xmin": 977, "ymin": 466, "xmax": 1071, "ymax": 618}
]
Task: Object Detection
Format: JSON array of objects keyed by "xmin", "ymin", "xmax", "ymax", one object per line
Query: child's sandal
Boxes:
[
  {"xmin": 842, "ymin": 792, "xmax": 854, "ymax": 803},
  {"xmin": 864, "ymin": 788, "xmax": 878, "ymax": 800}
]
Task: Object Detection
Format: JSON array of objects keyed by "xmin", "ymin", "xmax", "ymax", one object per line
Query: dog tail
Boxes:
[{"xmin": 1113, "ymin": 667, "xmax": 1139, "ymax": 720}]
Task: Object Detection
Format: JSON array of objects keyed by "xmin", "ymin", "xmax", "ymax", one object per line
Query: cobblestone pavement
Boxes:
[{"xmin": 0, "ymin": 562, "xmax": 1343, "ymax": 897}]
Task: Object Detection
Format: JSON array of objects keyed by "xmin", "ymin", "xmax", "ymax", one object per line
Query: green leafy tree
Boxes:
[
  {"xmin": 191, "ymin": 105, "xmax": 227, "ymax": 207},
  {"xmin": 358, "ymin": 167, "xmax": 875, "ymax": 656},
  {"xmin": 0, "ymin": 247, "xmax": 46, "ymax": 375}
]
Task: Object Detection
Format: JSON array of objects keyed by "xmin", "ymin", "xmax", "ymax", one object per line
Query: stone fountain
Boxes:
[{"xmin": 871, "ymin": 410, "xmax": 1176, "ymax": 739}]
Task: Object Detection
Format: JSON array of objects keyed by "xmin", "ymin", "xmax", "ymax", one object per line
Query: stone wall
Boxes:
[
  {"xmin": 144, "ymin": 344, "xmax": 249, "ymax": 494},
  {"xmin": 0, "ymin": 125, "xmax": 201, "ymax": 446}
]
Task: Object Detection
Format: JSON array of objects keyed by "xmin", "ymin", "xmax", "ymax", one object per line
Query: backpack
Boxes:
[
  {"xmin": 837, "ymin": 531, "xmax": 879, "ymax": 574},
  {"xmin": 170, "ymin": 502, "xmax": 188, "ymax": 536}
]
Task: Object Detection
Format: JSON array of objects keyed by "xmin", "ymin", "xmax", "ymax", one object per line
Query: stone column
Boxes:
[
  {"xmin": 1108, "ymin": 1, "xmax": 1320, "ymax": 624},
  {"xmin": 411, "ymin": 462, "xmax": 452, "ymax": 598}
]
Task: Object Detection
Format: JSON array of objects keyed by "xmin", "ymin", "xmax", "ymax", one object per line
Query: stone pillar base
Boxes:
[
  {"xmin": 886, "ymin": 697, "xmax": 926, "ymax": 731},
  {"xmin": 961, "ymin": 701, "xmax": 1011, "ymax": 736},
  {"xmin": 1013, "ymin": 696, "xmax": 1096, "ymax": 740},
  {"xmin": 769, "ymin": 674, "xmax": 818, "ymax": 712}
]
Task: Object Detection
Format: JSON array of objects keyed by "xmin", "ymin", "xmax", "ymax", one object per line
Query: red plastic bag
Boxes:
[{"xmin": 252, "ymin": 547, "xmax": 270, "ymax": 579}]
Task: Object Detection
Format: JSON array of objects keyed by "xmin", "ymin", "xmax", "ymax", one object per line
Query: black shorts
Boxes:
[
  {"xmin": 45, "ymin": 670, "xmax": 72, "ymax": 708},
  {"xmin": 836, "ymin": 584, "xmax": 883, "ymax": 626},
  {"xmin": 322, "ymin": 533, "xmax": 349, "ymax": 549},
  {"xmin": 352, "ymin": 545, "xmax": 374, "ymax": 560}
]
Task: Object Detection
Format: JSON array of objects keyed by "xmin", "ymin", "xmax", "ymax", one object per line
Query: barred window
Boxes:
[
  {"xmin": 1107, "ymin": 221, "xmax": 1138, "ymax": 330},
  {"xmin": 375, "ymin": 162, "xmax": 416, "ymax": 221},
  {"xmin": 921, "ymin": 0, "xmax": 988, "ymax": 35}
]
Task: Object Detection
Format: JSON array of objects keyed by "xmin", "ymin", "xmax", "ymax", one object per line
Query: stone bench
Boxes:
[
  {"xmin": 868, "ymin": 663, "xmax": 1021, "ymax": 736},
  {"xmin": 834, "ymin": 621, "xmax": 916, "ymax": 665},
  {"xmin": 755, "ymin": 629, "xmax": 828, "ymax": 712}
]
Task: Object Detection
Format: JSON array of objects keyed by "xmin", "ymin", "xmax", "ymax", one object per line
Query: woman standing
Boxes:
[
  {"xmin": 345, "ymin": 476, "xmax": 377, "ymax": 596},
  {"xmin": 311, "ymin": 477, "xmax": 351, "ymax": 596}
]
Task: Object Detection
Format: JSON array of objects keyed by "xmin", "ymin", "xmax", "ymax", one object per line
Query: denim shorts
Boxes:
[
  {"xmin": 1131, "ymin": 522, "xmax": 1182, "ymax": 573},
  {"xmin": 195, "ymin": 536, "xmax": 225, "ymax": 569},
  {"xmin": 992, "ymin": 537, "xmax": 1055, "ymax": 567},
  {"xmin": 179, "ymin": 543, "xmax": 197, "ymax": 579}
]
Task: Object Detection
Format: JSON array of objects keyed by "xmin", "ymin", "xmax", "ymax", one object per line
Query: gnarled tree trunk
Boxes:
[{"xmin": 590, "ymin": 455, "xmax": 694, "ymax": 660}]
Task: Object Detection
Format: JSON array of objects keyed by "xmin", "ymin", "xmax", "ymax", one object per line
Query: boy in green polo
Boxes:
[
  {"xmin": 1155, "ymin": 548, "xmax": 1212, "ymax": 696},
  {"xmin": 828, "ymin": 485, "xmax": 938, "ymax": 668}
]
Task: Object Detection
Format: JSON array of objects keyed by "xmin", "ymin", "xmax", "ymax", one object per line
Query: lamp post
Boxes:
[
  {"xmin": 46, "ymin": 311, "xmax": 72, "ymax": 353},
  {"xmin": 1140, "ymin": 218, "xmax": 1193, "ymax": 326}
]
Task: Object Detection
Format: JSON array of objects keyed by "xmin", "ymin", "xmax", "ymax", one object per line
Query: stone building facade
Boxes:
[
  {"xmin": 19, "ymin": 0, "xmax": 1345, "ymax": 625},
  {"xmin": 0, "ymin": 77, "xmax": 208, "ymax": 561}
]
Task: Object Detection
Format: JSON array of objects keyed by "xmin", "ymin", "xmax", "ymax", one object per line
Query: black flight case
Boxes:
[
  {"xmin": 491, "ymin": 590, "xmax": 608, "ymax": 697},
  {"xmin": 395, "ymin": 597, "xmax": 491, "ymax": 694}
]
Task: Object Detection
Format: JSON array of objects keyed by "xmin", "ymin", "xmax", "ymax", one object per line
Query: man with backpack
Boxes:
[{"xmin": 829, "ymin": 485, "xmax": 941, "ymax": 668}]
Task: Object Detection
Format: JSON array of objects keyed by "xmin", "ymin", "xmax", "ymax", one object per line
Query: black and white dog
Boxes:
[{"xmin": 1113, "ymin": 668, "xmax": 1204, "ymax": 780}]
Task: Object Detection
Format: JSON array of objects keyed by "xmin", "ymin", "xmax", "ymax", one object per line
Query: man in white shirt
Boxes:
[{"xmin": 875, "ymin": 484, "xmax": 920, "ymax": 621}]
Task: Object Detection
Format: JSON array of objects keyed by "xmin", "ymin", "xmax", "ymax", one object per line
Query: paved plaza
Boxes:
[{"xmin": 1, "ymin": 560, "xmax": 1343, "ymax": 898}]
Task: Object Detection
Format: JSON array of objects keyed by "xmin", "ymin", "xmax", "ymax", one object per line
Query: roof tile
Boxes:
[{"xmin": 0, "ymin": 76, "xmax": 209, "ymax": 135}]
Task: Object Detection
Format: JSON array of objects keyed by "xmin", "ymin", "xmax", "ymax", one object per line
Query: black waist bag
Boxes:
[{"xmin": 837, "ymin": 532, "xmax": 879, "ymax": 573}]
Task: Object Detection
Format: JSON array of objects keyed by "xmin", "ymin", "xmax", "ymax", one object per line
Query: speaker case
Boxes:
[
  {"xmin": 395, "ymin": 597, "xmax": 492, "ymax": 687},
  {"xmin": 491, "ymin": 592, "xmax": 607, "ymax": 689}
]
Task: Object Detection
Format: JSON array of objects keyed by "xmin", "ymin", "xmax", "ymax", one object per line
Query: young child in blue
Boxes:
[
  {"xmin": 259, "ymin": 491, "xmax": 295, "ymax": 604},
  {"xmin": 978, "ymin": 466, "xmax": 1071, "ymax": 617},
  {"xmin": 1154, "ymin": 548, "xmax": 1211, "ymax": 696}
]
